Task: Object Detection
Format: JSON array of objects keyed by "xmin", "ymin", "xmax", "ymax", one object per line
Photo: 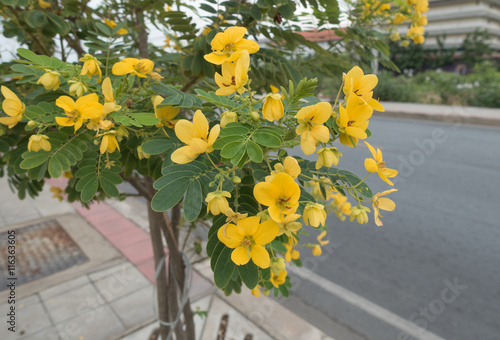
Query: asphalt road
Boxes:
[{"xmin": 283, "ymin": 116, "xmax": 500, "ymax": 340}]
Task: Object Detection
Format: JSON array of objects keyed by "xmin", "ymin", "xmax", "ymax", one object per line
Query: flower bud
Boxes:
[
  {"xmin": 232, "ymin": 176, "xmax": 241, "ymax": 184},
  {"xmin": 312, "ymin": 245, "xmax": 322, "ymax": 256},
  {"xmin": 37, "ymin": 70, "xmax": 61, "ymax": 91},
  {"xmin": 68, "ymin": 80, "xmax": 88, "ymax": 97},
  {"xmin": 263, "ymin": 289, "xmax": 270, "ymax": 296},
  {"xmin": 250, "ymin": 111, "xmax": 260, "ymax": 121},
  {"xmin": 27, "ymin": 120, "xmax": 37, "ymax": 127},
  {"xmin": 270, "ymin": 258, "xmax": 286, "ymax": 276},
  {"xmin": 220, "ymin": 111, "xmax": 237, "ymax": 128},
  {"xmin": 116, "ymin": 125, "xmax": 129, "ymax": 142}
]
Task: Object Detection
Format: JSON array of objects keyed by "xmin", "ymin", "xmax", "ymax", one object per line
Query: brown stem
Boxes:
[
  {"xmin": 134, "ymin": 8, "xmax": 150, "ymax": 58},
  {"xmin": 180, "ymin": 76, "xmax": 201, "ymax": 92},
  {"xmin": 64, "ymin": 35, "xmax": 86, "ymax": 58},
  {"xmin": 146, "ymin": 193, "xmax": 171, "ymax": 340},
  {"xmin": 162, "ymin": 205, "xmax": 196, "ymax": 340}
]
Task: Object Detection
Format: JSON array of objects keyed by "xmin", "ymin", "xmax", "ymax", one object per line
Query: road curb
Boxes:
[{"xmin": 377, "ymin": 102, "xmax": 500, "ymax": 127}]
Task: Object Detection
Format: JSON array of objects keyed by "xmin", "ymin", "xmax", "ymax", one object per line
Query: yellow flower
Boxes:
[
  {"xmin": 312, "ymin": 245, "xmax": 322, "ymax": 256},
  {"xmin": 262, "ymin": 93, "xmax": 284, "ymax": 122},
  {"xmin": 372, "ymin": 189, "xmax": 397, "ymax": 226},
  {"xmin": 37, "ymin": 70, "xmax": 60, "ymax": 90},
  {"xmin": 217, "ymin": 216, "xmax": 278, "ymax": 268},
  {"xmin": 350, "ymin": 206, "xmax": 370, "ymax": 224},
  {"xmin": 303, "ymin": 203, "xmax": 327, "ymax": 228},
  {"xmin": 112, "ymin": 58, "xmax": 154, "ymax": 78},
  {"xmin": 343, "ymin": 66, "xmax": 384, "ymax": 111},
  {"xmin": 294, "ymin": 102, "xmax": 331, "ymax": 155},
  {"xmin": 102, "ymin": 77, "xmax": 121, "ymax": 115},
  {"xmin": 251, "ymin": 287, "xmax": 261, "ymax": 297},
  {"xmin": 56, "ymin": 94, "xmax": 103, "ymax": 131},
  {"xmin": 116, "ymin": 125, "xmax": 129, "ymax": 142},
  {"xmin": 153, "ymin": 95, "xmax": 179, "ymax": 128},
  {"xmin": 150, "ymin": 72, "xmax": 164, "ymax": 81},
  {"xmin": 224, "ymin": 208, "xmax": 248, "ymax": 223},
  {"xmin": 137, "ymin": 146, "xmax": 151, "ymax": 160},
  {"xmin": 364, "ymin": 141, "xmax": 398, "ymax": 186},
  {"xmin": 68, "ymin": 80, "xmax": 88, "ymax": 97},
  {"xmin": 415, "ymin": 0, "xmax": 429, "ymax": 13},
  {"xmin": 402, "ymin": 40, "xmax": 410, "ymax": 47},
  {"xmin": 0, "ymin": 86, "xmax": 25, "ymax": 128},
  {"xmin": 284, "ymin": 238, "xmax": 300, "ymax": 262},
  {"xmin": 393, "ymin": 13, "xmax": 407, "ymax": 24},
  {"xmin": 265, "ymin": 156, "xmax": 301, "ymax": 182},
  {"xmin": 220, "ymin": 111, "xmax": 237, "ymax": 128},
  {"xmin": 254, "ymin": 172, "xmax": 300, "ymax": 222},
  {"xmin": 337, "ymin": 94, "xmax": 372, "ymax": 147},
  {"xmin": 390, "ymin": 32, "xmax": 401, "ymax": 42},
  {"xmin": 171, "ymin": 110, "xmax": 220, "ymax": 164},
  {"xmin": 28, "ymin": 135, "xmax": 51, "ymax": 152},
  {"xmin": 277, "ymin": 214, "xmax": 302, "ymax": 239},
  {"xmin": 205, "ymin": 191, "xmax": 231, "ymax": 215},
  {"xmin": 215, "ymin": 50, "xmax": 250, "ymax": 96},
  {"xmin": 204, "ymin": 26, "xmax": 260, "ymax": 65},
  {"xmin": 38, "ymin": 0, "xmax": 51, "ymax": 9},
  {"xmin": 270, "ymin": 269, "xmax": 287, "ymax": 288},
  {"xmin": 103, "ymin": 19, "xmax": 128, "ymax": 35},
  {"xmin": 407, "ymin": 26, "xmax": 425, "ymax": 44},
  {"xmin": 50, "ymin": 187, "xmax": 64, "ymax": 201},
  {"xmin": 315, "ymin": 147, "xmax": 342, "ymax": 169},
  {"xmin": 100, "ymin": 132, "xmax": 120, "ymax": 154},
  {"xmin": 317, "ymin": 230, "xmax": 329, "ymax": 246},
  {"xmin": 79, "ymin": 54, "xmax": 102, "ymax": 82}
]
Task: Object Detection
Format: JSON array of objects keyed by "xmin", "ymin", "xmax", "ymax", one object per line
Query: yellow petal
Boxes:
[
  {"xmin": 364, "ymin": 158, "xmax": 378, "ymax": 173},
  {"xmin": 250, "ymin": 245, "xmax": 270, "ymax": 268},
  {"xmin": 2, "ymin": 99, "xmax": 23, "ymax": 117},
  {"xmin": 174, "ymin": 119, "xmax": 196, "ymax": 144},
  {"xmin": 55, "ymin": 96, "xmax": 75, "ymax": 113},
  {"xmin": 207, "ymin": 124, "xmax": 220, "ymax": 146},
  {"xmin": 102, "ymin": 77, "xmax": 114, "ymax": 102},
  {"xmin": 100, "ymin": 135, "xmax": 109, "ymax": 154},
  {"xmin": 193, "ymin": 110, "xmax": 208, "ymax": 139},
  {"xmin": 218, "ymin": 223, "xmax": 242, "ymax": 248},
  {"xmin": 364, "ymin": 141, "xmax": 378, "ymax": 159},
  {"xmin": 189, "ymin": 138, "xmax": 208, "ymax": 154},
  {"xmin": 300, "ymin": 134, "xmax": 317, "ymax": 155},
  {"xmin": 231, "ymin": 246, "xmax": 250, "ymax": 265},
  {"xmin": 253, "ymin": 182, "xmax": 278, "ymax": 207},
  {"xmin": 112, "ymin": 62, "xmax": 134, "ymax": 75},
  {"xmin": 224, "ymin": 26, "xmax": 247, "ymax": 43},
  {"xmin": 345, "ymin": 126, "xmax": 367, "ymax": 139},
  {"xmin": 171, "ymin": 146, "xmax": 198, "ymax": 164},
  {"xmin": 368, "ymin": 98, "xmax": 385, "ymax": 112},
  {"xmin": 234, "ymin": 39, "xmax": 260, "ymax": 54},
  {"xmin": 237, "ymin": 216, "xmax": 260, "ymax": 236},
  {"xmin": 204, "ymin": 53, "xmax": 227, "ymax": 65},
  {"xmin": 253, "ymin": 220, "xmax": 278, "ymax": 245},
  {"xmin": 377, "ymin": 197, "xmax": 396, "ymax": 211},
  {"xmin": 0, "ymin": 116, "xmax": 22, "ymax": 128},
  {"xmin": 1, "ymin": 86, "xmax": 19, "ymax": 101}
]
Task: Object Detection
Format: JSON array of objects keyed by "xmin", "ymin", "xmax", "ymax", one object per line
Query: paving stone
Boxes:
[
  {"xmin": 119, "ymin": 322, "xmax": 157, "ymax": 340},
  {"xmin": 18, "ymin": 294, "xmax": 40, "ymax": 307},
  {"xmin": 55, "ymin": 305, "xmax": 125, "ymax": 340},
  {"xmin": 43, "ymin": 283, "xmax": 101, "ymax": 324},
  {"xmin": 15, "ymin": 326, "xmax": 61, "ymax": 340},
  {"xmin": 16, "ymin": 301, "xmax": 53, "ymax": 337},
  {"xmin": 93, "ymin": 265, "xmax": 150, "ymax": 302},
  {"xmin": 110, "ymin": 286, "xmax": 155, "ymax": 328},
  {"xmin": 39, "ymin": 275, "xmax": 90, "ymax": 300},
  {"xmin": 89, "ymin": 262, "xmax": 133, "ymax": 282},
  {"xmin": 203, "ymin": 296, "xmax": 273, "ymax": 340}
]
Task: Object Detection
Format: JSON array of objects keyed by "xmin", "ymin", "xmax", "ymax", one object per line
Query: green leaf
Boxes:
[
  {"xmin": 16, "ymin": 48, "xmax": 43, "ymax": 65},
  {"xmin": 100, "ymin": 177, "xmax": 119, "ymax": 197},
  {"xmin": 246, "ymin": 141, "xmax": 263, "ymax": 163},
  {"xmin": 206, "ymin": 231, "xmax": 221, "ymax": 257},
  {"xmin": 238, "ymin": 262, "xmax": 259, "ymax": 289},
  {"xmin": 81, "ymin": 177, "xmax": 99, "ymax": 203},
  {"xmin": 151, "ymin": 178, "xmax": 190, "ymax": 212},
  {"xmin": 212, "ymin": 135, "xmax": 245, "ymax": 150},
  {"xmin": 221, "ymin": 141, "xmax": 245, "ymax": 159},
  {"xmin": 0, "ymin": 0, "xmax": 18, "ymax": 6},
  {"xmin": 214, "ymin": 247, "xmax": 236, "ymax": 289},
  {"xmin": 184, "ymin": 179, "xmax": 203, "ymax": 222},
  {"xmin": 141, "ymin": 137, "xmax": 175, "ymax": 155},
  {"xmin": 20, "ymin": 152, "xmax": 50, "ymax": 169},
  {"xmin": 195, "ymin": 89, "xmax": 240, "ymax": 110},
  {"xmin": 252, "ymin": 130, "xmax": 282, "ymax": 147},
  {"xmin": 210, "ymin": 241, "xmax": 226, "ymax": 271},
  {"xmin": 46, "ymin": 13, "xmax": 71, "ymax": 35},
  {"xmin": 25, "ymin": 10, "xmax": 46, "ymax": 28},
  {"xmin": 48, "ymin": 156, "xmax": 63, "ymax": 178},
  {"xmin": 338, "ymin": 170, "xmax": 373, "ymax": 198}
]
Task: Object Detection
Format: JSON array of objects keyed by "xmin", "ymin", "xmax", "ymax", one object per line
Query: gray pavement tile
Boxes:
[
  {"xmin": 93, "ymin": 265, "xmax": 151, "ymax": 302},
  {"xmin": 89, "ymin": 262, "xmax": 133, "ymax": 282},
  {"xmin": 55, "ymin": 305, "xmax": 125, "ymax": 340},
  {"xmin": 39, "ymin": 275, "xmax": 90, "ymax": 300},
  {"xmin": 119, "ymin": 323, "xmax": 157, "ymax": 340},
  {"xmin": 203, "ymin": 296, "xmax": 273, "ymax": 340},
  {"xmin": 43, "ymin": 283, "xmax": 102, "ymax": 324},
  {"xmin": 110, "ymin": 286, "xmax": 155, "ymax": 328},
  {"xmin": 15, "ymin": 326, "xmax": 61, "ymax": 340},
  {"xmin": 191, "ymin": 295, "xmax": 211, "ymax": 340},
  {"xmin": 16, "ymin": 302, "xmax": 53, "ymax": 337},
  {"xmin": 18, "ymin": 294, "xmax": 40, "ymax": 307}
]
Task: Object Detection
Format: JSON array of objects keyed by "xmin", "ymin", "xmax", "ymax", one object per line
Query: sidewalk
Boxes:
[
  {"xmin": 378, "ymin": 101, "xmax": 500, "ymax": 127},
  {"xmin": 0, "ymin": 177, "xmax": 333, "ymax": 340}
]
